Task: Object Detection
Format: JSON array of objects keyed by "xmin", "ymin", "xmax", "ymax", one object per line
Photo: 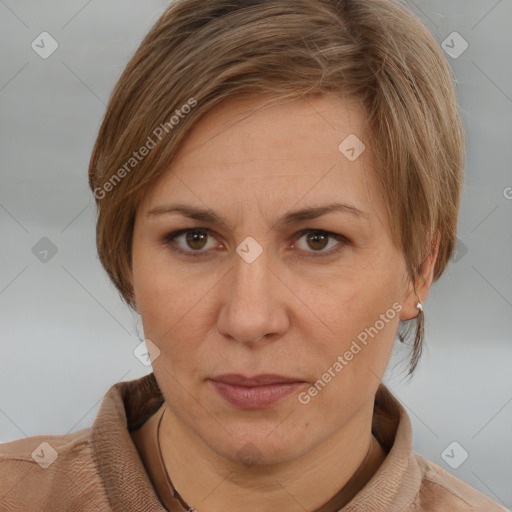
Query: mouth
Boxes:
[{"xmin": 208, "ymin": 374, "xmax": 307, "ymax": 409}]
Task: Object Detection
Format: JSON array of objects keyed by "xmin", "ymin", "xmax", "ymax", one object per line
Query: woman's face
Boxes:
[{"xmin": 131, "ymin": 94, "xmax": 419, "ymax": 465}]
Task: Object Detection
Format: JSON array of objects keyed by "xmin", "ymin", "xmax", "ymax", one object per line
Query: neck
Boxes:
[{"xmin": 158, "ymin": 404, "xmax": 386, "ymax": 512}]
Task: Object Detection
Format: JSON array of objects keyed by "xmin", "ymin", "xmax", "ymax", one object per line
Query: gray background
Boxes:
[{"xmin": 1, "ymin": 0, "xmax": 511, "ymax": 508}]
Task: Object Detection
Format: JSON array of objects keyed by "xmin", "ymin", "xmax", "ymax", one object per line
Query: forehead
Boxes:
[
  {"xmin": 172, "ymin": 93, "xmax": 368, "ymax": 170},
  {"xmin": 141, "ymin": 93, "xmax": 387, "ymax": 231}
]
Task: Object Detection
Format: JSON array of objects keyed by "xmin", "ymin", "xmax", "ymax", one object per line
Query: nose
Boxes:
[{"xmin": 216, "ymin": 246, "xmax": 289, "ymax": 345}]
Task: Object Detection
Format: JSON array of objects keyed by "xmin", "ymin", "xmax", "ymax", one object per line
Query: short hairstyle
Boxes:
[{"xmin": 88, "ymin": 0, "xmax": 465, "ymax": 376}]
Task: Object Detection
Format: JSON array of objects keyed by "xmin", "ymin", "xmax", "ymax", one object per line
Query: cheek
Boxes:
[
  {"xmin": 298, "ymin": 291, "xmax": 400, "ymax": 415},
  {"xmin": 132, "ymin": 240, "xmax": 181, "ymax": 337},
  {"xmin": 306, "ymin": 266, "xmax": 396, "ymax": 332},
  {"xmin": 132, "ymin": 245, "xmax": 218, "ymax": 368},
  {"xmin": 300, "ymin": 263, "xmax": 403, "ymax": 371}
]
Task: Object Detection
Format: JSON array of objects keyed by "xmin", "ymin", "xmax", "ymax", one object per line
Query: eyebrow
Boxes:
[{"xmin": 147, "ymin": 201, "xmax": 368, "ymax": 228}]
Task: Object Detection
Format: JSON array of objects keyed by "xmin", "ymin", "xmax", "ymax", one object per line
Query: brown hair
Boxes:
[{"xmin": 88, "ymin": 0, "xmax": 465, "ymax": 376}]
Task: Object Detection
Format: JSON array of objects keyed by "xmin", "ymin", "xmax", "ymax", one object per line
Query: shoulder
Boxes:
[
  {"xmin": 411, "ymin": 452, "xmax": 509, "ymax": 512},
  {"xmin": 0, "ymin": 429, "xmax": 110, "ymax": 511}
]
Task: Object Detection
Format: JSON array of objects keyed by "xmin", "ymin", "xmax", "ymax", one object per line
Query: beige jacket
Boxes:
[{"xmin": 0, "ymin": 372, "xmax": 508, "ymax": 511}]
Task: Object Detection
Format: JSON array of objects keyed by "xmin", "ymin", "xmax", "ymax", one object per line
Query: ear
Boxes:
[{"xmin": 399, "ymin": 232, "xmax": 440, "ymax": 321}]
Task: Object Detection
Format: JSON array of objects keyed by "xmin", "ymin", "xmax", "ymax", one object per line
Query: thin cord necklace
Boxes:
[
  {"xmin": 156, "ymin": 406, "xmax": 195, "ymax": 511},
  {"xmin": 155, "ymin": 405, "xmax": 382, "ymax": 512}
]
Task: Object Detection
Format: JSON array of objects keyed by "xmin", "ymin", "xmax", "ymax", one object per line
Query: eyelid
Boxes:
[
  {"xmin": 164, "ymin": 228, "xmax": 348, "ymax": 258},
  {"xmin": 163, "ymin": 228, "xmax": 220, "ymax": 258},
  {"xmin": 290, "ymin": 229, "xmax": 348, "ymax": 258}
]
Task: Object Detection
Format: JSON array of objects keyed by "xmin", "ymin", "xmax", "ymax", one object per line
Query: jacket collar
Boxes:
[
  {"xmin": 91, "ymin": 372, "xmax": 422, "ymax": 511},
  {"xmin": 91, "ymin": 372, "xmax": 167, "ymax": 511}
]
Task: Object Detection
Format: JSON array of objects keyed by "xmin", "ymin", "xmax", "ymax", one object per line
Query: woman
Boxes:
[{"xmin": 0, "ymin": 0, "xmax": 507, "ymax": 510}]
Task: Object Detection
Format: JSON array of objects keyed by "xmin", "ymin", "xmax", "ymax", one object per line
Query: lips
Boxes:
[{"xmin": 209, "ymin": 374, "xmax": 306, "ymax": 409}]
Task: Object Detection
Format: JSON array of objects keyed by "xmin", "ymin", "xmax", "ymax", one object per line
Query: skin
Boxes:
[{"xmin": 130, "ymin": 93, "xmax": 438, "ymax": 512}]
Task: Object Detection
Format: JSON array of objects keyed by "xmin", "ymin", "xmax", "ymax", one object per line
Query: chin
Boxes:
[{"xmin": 204, "ymin": 421, "xmax": 312, "ymax": 466}]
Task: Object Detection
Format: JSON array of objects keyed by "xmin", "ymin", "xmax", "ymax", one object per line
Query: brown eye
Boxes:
[
  {"xmin": 165, "ymin": 228, "xmax": 219, "ymax": 258},
  {"xmin": 306, "ymin": 232, "xmax": 329, "ymax": 251},
  {"xmin": 165, "ymin": 228, "xmax": 346, "ymax": 259},
  {"xmin": 292, "ymin": 230, "xmax": 347, "ymax": 258},
  {"xmin": 185, "ymin": 230, "xmax": 209, "ymax": 250}
]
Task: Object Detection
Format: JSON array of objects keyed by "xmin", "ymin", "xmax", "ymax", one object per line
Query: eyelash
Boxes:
[{"xmin": 163, "ymin": 228, "xmax": 349, "ymax": 259}]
